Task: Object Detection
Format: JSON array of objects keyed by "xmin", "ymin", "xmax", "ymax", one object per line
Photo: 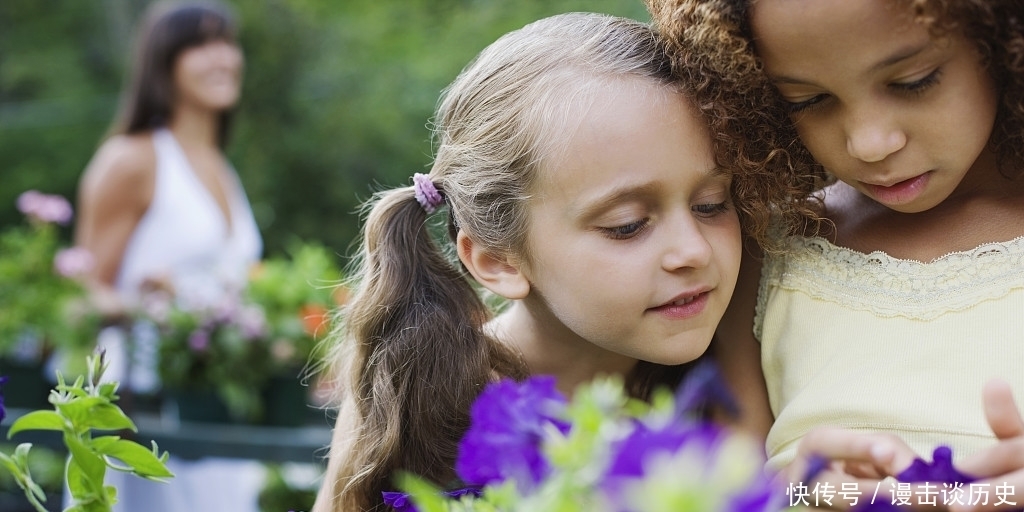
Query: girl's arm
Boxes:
[{"xmin": 712, "ymin": 240, "xmax": 773, "ymax": 441}]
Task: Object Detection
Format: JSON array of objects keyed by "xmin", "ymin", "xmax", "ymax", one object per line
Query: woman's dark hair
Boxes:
[{"xmin": 111, "ymin": 1, "xmax": 238, "ymax": 147}]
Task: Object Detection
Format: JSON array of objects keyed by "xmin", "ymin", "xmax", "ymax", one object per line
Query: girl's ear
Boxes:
[{"xmin": 456, "ymin": 230, "xmax": 530, "ymax": 300}]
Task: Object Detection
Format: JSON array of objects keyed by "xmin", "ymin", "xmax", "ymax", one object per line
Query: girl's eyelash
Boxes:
[
  {"xmin": 601, "ymin": 218, "xmax": 649, "ymax": 240},
  {"xmin": 785, "ymin": 68, "xmax": 943, "ymax": 114},
  {"xmin": 893, "ymin": 68, "xmax": 942, "ymax": 95},
  {"xmin": 693, "ymin": 202, "xmax": 730, "ymax": 217},
  {"xmin": 787, "ymin": 94, "xmax": 828, "ymax": 114}
]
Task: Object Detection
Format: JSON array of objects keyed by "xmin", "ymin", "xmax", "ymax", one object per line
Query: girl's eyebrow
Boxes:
[
  {"xmin": 571, "ymin": 166, "xmax": 728, "ymax": 219},
  {"xmin": 868, "ymin": 42, "xmax": 930, "ymax": 73},
  {"xmin": 769, "ymin": 42, "xmax": 932, "ymax": 86}
]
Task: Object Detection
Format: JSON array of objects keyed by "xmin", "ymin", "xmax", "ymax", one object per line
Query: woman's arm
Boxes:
[
  {"xmin": 75, "ymin": 134, "xmax": 155, "ymax": 286},
  {"xmin": 74, "ymin": 134, "xmax": 156, "ymax": 317}
]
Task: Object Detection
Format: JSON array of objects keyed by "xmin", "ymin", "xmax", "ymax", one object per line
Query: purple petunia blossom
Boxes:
[
  {"xmin": 833, "ymin": 446, "xmax": 975, "ymax": 512},
  {"xmin": 0, "ymin": 375, "xmax": 7, "ymax": 424},
  {"xmin": 674, "ymin": 360, "xmax": 739, "ymax": 418},
  {"xmin": 382, "ymin": 487, "xmax": 481, "ymax": 512},
  {"xmin": 17, "ymin": 190, "xmax": 73, "ymax": 225},
  {"xmin": 603, "ymin": 421, "xmax": 722, "ymax": 481},
  {"xmin": 853, "ymin": 500, "xmax": 904, "ymax": 512},
  {"xmin": 382, "ymin": 491, "xmax": 416, "ymax": 512},
  {"xmin": 600, "ymin": 420, "xmax": 725, "ymax": 506},
  {"xmin": 727, "ymin": 476, "xmax": 782, "ymax": 512},
  {"xmin": 455, "ymin": 376, "xmax": 568, "ymax": 490},
  {"xmin": 897, "ymin": 446, "xmax": 976, "ymax": 484}
]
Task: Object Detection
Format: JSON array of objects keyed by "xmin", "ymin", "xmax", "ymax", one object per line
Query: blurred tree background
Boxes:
[{"xmin": 0, "ymin": 0, "xmax": 649, "ymax": 265}]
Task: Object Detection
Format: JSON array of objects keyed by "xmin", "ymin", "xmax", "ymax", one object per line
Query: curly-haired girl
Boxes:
[
  {"xmin": 649, "ymin": 0, "xmax": 1024, "ymax": 505},
  {"xmin": 310, "ymin": 11, "xmax": 804, "ymax": 512}
]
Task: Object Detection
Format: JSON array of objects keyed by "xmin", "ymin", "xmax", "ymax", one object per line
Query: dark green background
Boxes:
[{"xmin": 0, "ymin": 0, "xmax": 649, "ymax": 265}]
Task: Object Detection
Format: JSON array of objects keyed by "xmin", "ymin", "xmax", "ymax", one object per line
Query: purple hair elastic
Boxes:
[{"xmin": 413, "ymin": 173, "xmax": 444, "ymax": 214}]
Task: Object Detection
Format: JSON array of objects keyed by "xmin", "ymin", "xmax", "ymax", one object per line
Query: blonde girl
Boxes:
[{"xmin": 312, "ymin": 11, "xmax": 802, "ymax": 511}]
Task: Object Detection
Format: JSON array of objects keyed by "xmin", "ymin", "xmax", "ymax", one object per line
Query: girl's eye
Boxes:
[
  {"xmin": 693, "ymin": 202, "xmax": 730, "ymax": 218},
  {"xmin": 786, "ymin": 94, "xmax": 829, "ymax": 114},
  {"xmin": 600, "ymin": 218, "xmax": 649, "ymax": 240},
  {"xmin": 892, "ymin": 68, "xmax": 942, "ymax": 96}
]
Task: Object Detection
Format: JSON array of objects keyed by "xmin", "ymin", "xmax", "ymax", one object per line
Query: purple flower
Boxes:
[
  {"xmin": 188, "ymin": 329, "xmax": 211, "ymax": 352},
  {"xmin": 604, "ymin": 421, "xmax": 722, "ymax": 481},
  {"xmin": 853, "ymin": 500, "xmax": 903, "ymax": 512},
  {"xmin": 54, "ymin": 246, "xmax": 95, "ymax": 278},
  {"xmin": 674, "ymin": 360, "xmax": 739, "ymax": 418},
  {"xmin": 897, "ymin": 446, "xmax": 976, "ymax": 484},
  {"xmin": 455, "ymin": 376, "xmax": 568, "ymax": 490},
  {"xmin": 382, "ymin": 487, "xmax": 481, "ymax": 512},
  {"xmin": 727, "ymin": 477, "xmax": 782, "ymax": 512},
  {"xmin": 17, "ymin": 190, "xmax": 73, "ymax": 225},
  {"xmin": 0, "ymin": 375, "xmax": 7, "ymax": 424},
  {"xmin": 801, "ymin": 453, "xmax": 831, "ymax": 484},
  {"xmin": 382, "ymin": 491, "xmax": 416, "ymax": 512}
]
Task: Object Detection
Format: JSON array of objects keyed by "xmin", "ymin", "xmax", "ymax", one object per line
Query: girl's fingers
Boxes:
[
  {"xmin": 793, "ymin": 427, "xmax": 920, "ymax": 479},
  {"xmin": 956, "ymin": 439, "xmax": 1024, "ymax": 479},
  {"xmin": 983, "ymin": 379, "xmax": 1024, "ymax": 440}
]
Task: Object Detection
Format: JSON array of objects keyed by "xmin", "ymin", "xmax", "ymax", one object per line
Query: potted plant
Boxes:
[
  {"xmin": 143, "ymin": 240, "xmax": 343, "ymax": 425},
  {"xmin": 0, "ymin": 191, "xmax": 100, "ymax": 409},
  {"xmin": 244, "ymin": 240, "xmax": 344, "ymax": 426}
]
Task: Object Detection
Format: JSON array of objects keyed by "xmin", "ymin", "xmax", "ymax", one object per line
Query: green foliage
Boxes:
[
  {"xmin": 0, "ymin": 0, "xmax": 649, "ymax": 260},
  {"xmin": 147, "ymin": 239, "xmax": 342, "ymax": 422},
  {"xmin": 256, "ymin": 464, "xmax": 317, "ymax": 512},
  {"xmin": 245, "ymin": 239, "xmax": 344, "ymax": 373},
  {"xmin": 0, "ymin": 353, "xmax": 174, "ymax": 512},
  {"xmin": 0, "ymin": 216, "xmax": 99, "ymax": 368}
]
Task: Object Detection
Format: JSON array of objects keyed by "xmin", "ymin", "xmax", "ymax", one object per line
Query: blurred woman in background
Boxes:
[{"xmin": 74, "ymin": 2, "xmax": 264, "ymax": 511}]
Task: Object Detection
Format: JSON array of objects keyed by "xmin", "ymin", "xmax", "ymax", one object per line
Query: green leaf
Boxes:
[
  {"xmin": 83, "ymin": 403, "xmax": 136, "ymax": 432},
  {"xmin": 96, "ymin": 439, "xmax": 174, "ymax": 479},
  {"xmin": 7, "ymin": 410, "xmax": 64, "ymax": 438},
  {"xmin": 64, "ymin": 434, "xmax": 105, "ymax": 492},
  {"xmin": 396, "ymin": 473, "xmax": 449, "ymax": 512}
]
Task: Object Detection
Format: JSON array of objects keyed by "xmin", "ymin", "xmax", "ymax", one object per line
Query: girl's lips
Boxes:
[
  {"xmin": 863, "ymin": 172, "xmax": 931, "ymax": 206},
  {"xmin": 649, "ymin": 291, "xmax": 709, "ymax": 320}
]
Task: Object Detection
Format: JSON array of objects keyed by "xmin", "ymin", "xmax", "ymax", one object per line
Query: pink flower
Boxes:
[
  {"xmin": 188, "ymin": 329, "xmax": 211, "ymax": 352},
  {"xmin": 17, "ymin": 190, "xmax": 73, "ymax": 225},
  {"xmin": 237, "ymin": 305, "xmax": 267, "ymax": 340},
  {"xmin": 54, "ymin": 247, "xmax": 95, "ymax": 278}
]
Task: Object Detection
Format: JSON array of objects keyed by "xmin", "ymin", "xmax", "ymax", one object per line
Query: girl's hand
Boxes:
[
  {"xmin": 783, "ymin": 427, "xmax": 924, "ymax": 510},
  {"xmin": 949, "ymin": 379, "xmax": 1024, "ymax": 512}
]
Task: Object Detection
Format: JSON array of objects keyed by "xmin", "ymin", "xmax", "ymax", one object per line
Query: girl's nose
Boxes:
[
  {"xmin": 662, "ymin": 218, "xmax": 713, "ymax": 272},
  {"xmin": 845, "ymin": 110, "xmax": 907, "ymax": 163}
]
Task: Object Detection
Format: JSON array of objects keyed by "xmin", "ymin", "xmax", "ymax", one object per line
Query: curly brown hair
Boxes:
[{"xmin": 647, "ymin": 0, "xmax": 1024, "ymax": 245}]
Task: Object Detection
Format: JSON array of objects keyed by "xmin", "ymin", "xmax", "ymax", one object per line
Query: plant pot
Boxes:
[
  {"xmin": 170, "ymin": 388, "xmax": 233, "ymax": 424},
  {"xmin": 0, "ymin": 358, "xmax": 51, "ymax": 410},
  {"xmin": 261, "ymin": 375, "xmax": 309, "ymax": 427}
]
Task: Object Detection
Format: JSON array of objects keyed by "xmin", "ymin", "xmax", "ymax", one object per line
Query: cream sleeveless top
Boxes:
[
  {"xmin": 115, "ymin": 128, "xmax": 262, "ymax": 306},
  {"xmin": 755, "ymin": 234, "xmax": 1024, "ymax": 470}
]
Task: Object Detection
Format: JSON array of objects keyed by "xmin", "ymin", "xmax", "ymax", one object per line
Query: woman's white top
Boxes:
[{"xmin": 115, "ymin": 127, "xmax": 262, "ymax": 308}]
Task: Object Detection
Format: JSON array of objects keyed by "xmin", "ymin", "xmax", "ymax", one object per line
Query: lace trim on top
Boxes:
[{"xmin": 756, "ymin": 235, "xmax": 1024, "ymax": 326}]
